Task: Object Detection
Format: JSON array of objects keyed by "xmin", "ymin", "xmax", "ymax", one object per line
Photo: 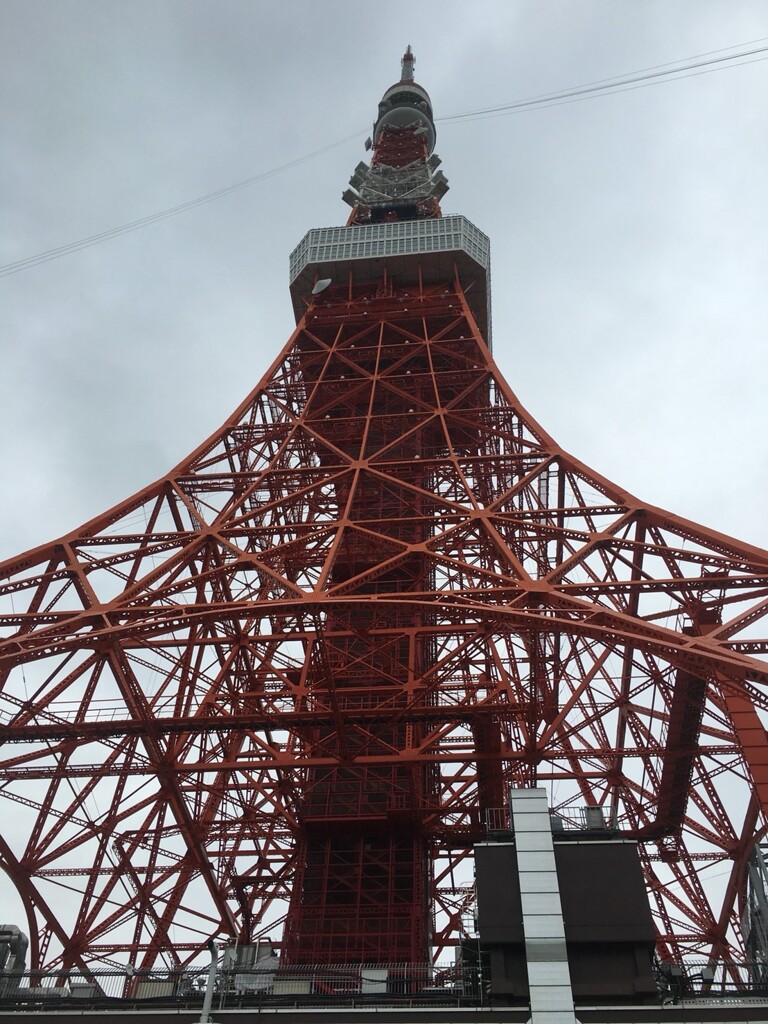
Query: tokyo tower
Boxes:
[{"xmin": 2, "ymin": 47, "xmax": 768, "ymax": 975}]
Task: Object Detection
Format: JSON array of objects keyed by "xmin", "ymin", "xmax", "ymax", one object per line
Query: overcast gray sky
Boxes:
[{"xmin": 2, "ymin": 0, "xmax": 768, "ymax": 564}]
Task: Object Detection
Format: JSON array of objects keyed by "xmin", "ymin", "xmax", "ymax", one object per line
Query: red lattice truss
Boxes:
[{"xmin": 1, "ymin": 273, "xmax": 768, "ymax": 973}]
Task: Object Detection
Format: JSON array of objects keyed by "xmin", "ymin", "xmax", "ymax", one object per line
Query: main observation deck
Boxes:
[{"xmin": 289, "ymin": 214, "xmax": 492, "ymax": 347}]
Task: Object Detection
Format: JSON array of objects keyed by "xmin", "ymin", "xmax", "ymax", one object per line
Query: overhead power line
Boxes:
[
  {"xmin": 0, "ymin": 132, "xmax": 362, "ymax": 279},
  {"xmin": 436, "ymin": 39, "xmax": 768, "ymax": 124},
  {"xmin": 2, "ymin": 39, "xmax": 766, "ymax": 279}
]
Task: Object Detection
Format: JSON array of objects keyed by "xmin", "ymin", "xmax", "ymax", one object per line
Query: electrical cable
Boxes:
[
  {"xmin": 436, "ymin": 42, "xmax": 768, "ymax": 123},
  {"xmin": 441, "ymin": 54, "xmax": 768, "ymax": 124},
  {"xmin": 1, "ymin": 40, "xmax": 766, "ymax": 279},
  {"xmin": 0, "ymin": 130, "xmax": 363, "ymax": 278}
]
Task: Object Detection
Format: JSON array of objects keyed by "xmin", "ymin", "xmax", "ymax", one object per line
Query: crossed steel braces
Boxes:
[
  {"xmin": 2, "ymin": 49, "xmax": 768, "ymax": 976},
  {"xmin": 1, "ymin": 273, "xmax": 767, "ymax": 971}
]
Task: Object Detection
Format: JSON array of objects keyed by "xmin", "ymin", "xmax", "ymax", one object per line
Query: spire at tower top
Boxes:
[
  {"xmin": 371, "ymin": 49, "xmax": 437, "ymax": 157},
  {"xmin": 336, "ymin": 47, "xmax": 449, "ymax": 226},
  {"xmin": 401, "ymin": 44, "xmax": 415, "ymax": 82}
]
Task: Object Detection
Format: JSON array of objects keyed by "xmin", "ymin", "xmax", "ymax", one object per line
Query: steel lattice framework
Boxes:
[{"xmin": 2, "ymin": 49, "xmax": 768, "ymax": 975}]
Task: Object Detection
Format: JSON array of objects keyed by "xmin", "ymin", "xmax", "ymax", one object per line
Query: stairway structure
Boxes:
[{"xmin": 1, "ymin": 48, "xmax": 768, "ymax": 977}]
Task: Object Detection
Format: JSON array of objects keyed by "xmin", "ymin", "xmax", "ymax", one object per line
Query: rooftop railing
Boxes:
[
  {"xmin": 4, "ymin": 957, "xmax": 768, "ymax": 1011},
  {"xmin": 0, "ymin": 961, "xmax": 480, "ymax": 1011}
]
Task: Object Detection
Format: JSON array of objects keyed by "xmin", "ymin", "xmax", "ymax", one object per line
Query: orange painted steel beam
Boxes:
[{"xmin": 2, "ymin": 49, "xmax": 768, "ymax": 971}]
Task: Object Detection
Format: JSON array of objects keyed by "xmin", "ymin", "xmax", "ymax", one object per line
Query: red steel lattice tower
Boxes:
[{"xmin": 2, "ymin": 48, "xmax": 768, "ymax": 974}]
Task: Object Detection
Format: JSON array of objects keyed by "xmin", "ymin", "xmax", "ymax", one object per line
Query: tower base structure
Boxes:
[{"xmin": 2, "ymin": 48, "xmax": 768, "ymax": 982}]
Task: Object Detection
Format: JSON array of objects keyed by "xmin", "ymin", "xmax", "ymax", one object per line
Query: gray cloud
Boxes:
[{"xmin": 2, "ymin": 0, "xmax": 767, "ymax": 564}]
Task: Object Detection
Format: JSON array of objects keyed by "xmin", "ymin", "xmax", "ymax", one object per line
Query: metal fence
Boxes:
[
  {"xmin": 0, "ymin": 961, "xmax": 481, "ymax": 1010},
  {"xmin": 655, "ymin": 958, "xmax": 768, "ymax": 1004},
  {"xmin": 4, "ymin": 957, "xmax": 768, "ymax": 1011}
]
